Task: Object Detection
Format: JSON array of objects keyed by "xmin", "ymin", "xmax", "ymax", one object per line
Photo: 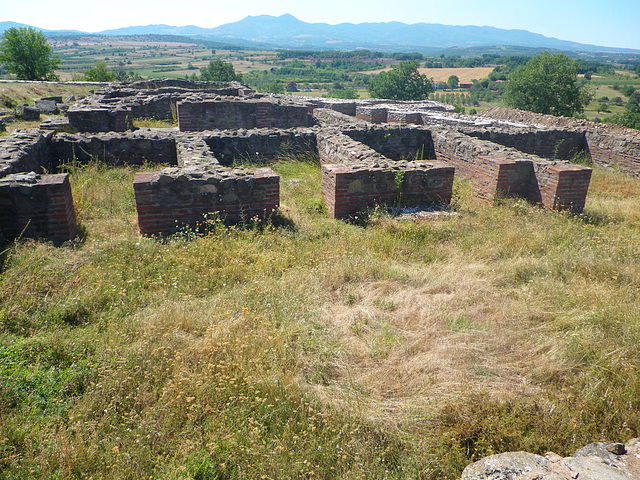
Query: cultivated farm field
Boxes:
[
  {"xmin": 418, "ymin": 67, "xmax": 494, "ymax": 83},
  {"xmin": 358, "ymin": 66, "xmax": 494, "ymax": 83},
  {"xmin": 50, "ymin": 37, "xmax": 278, "ymax": 80}
]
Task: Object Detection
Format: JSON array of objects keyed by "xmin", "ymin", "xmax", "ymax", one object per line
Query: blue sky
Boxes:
[{"xmin": 2, "ymin": 0, "xmax": 639, "ymax": 49}]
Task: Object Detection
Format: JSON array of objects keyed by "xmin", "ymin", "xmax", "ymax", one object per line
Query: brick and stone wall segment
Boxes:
[
  {"xmin": 355, "ymin": 106, "xmax": 388, "ymax": 124},
  {"xmin": 0, "ymin": 130, "xmax": 54, "ymax": 178},
  {"xmin": 586, "ymin": 130, "xmax": 640, "ymax": 176},
  {"xmin": 341, "ymin": 125, "xmax": 436, "ymax": 161},
  {"xmin": 316, "ymin": 130, "xmax": 390, "ymax": 165},
  {"xmin": 203, "ymin": 128, "xmax": 317, "ymax": 165},
  {"xmin": 0, "ymin": 173, "xmax": 76, "ymax": 242},
  {"xmin": 480, "ymin": 107, "xmax": 640, "ymax": 176},
  {"xmin": 67, "ymin": 107, "xmax": 133, "ymax": 132},
  {"xmin": 463, "ymin": 128, "xmax": 587, "ymax": 161},
  {"xmin": 177, "ymin": 99, "xmax": 316, "ymax": 132},
  {"xmin": 133, "ymin": 167, "xmax": 279, "ymax": 235},
  {"xmin": 432, "ymin": 128, "xmax": 591, "ymax": 211},
  {"xmin": 322, "ymin": 162, "xmax": 454, "ymax": 219},
  {"xmin": 50, "ymin": 131, "xmax": 179, "ymax": 167},
  {"xmin": 312, "ymin": 108, "xmax": 370, "ymax": 127}
]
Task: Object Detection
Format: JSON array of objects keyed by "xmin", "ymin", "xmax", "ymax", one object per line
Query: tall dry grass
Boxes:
[{"xmin": 1, "ymin": 157, "xmax": 639, "ymax": 479}]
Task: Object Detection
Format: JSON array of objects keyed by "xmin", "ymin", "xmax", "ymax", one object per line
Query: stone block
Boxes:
[
  {"xmin": 17, "ymin": 105, "xmax": 40, "ymax": 121},
  {"xmin": 35, "ymin": 99, "xmax": 59, "ymax": 114}
]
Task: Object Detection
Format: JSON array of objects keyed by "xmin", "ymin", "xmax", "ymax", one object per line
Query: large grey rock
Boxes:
[
  {"xmin": 16, "ymin": 105, "xmax": 40, "ymax": 121},
  {"xmin": 34, "ymin": 99, "xmax": 59, "ymax": 114},
  {"xmin": 461, "ymin": 438, "xmax": 640, "ymax": 480},
  {"xmin": 460, "ymin": 452, "xmax": 549, "ymax": 480}
]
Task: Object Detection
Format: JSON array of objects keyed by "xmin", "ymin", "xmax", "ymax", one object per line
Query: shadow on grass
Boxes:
[{"xmin": 345, "ymin": 203, "xmax": 457, "ymax": 228}]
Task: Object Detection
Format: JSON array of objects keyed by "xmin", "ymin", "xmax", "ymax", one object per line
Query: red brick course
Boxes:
[
  {"xmin": 133, "ymin": 168, "xmax": 280, "ymax": 235},
  {"xmin": 322, "ymin": 162, "xmax": 454, "ymax": 219}
]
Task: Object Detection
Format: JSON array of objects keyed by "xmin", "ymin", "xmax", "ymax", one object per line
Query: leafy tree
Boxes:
[
  {"xmin": 504, "ymin": 51, "xmax": 592, "ymax": 117},
  {"xmin": 621, "ymin": 85, "xmax": 636, "ymax": 97},
  {"xmin": 0, "ymin": 27, "xmax": 60, "ymax": 80},
  {"xmin": 447, "ymin": 75, "xmax": 459, "ymax": 89},
  {"xmin": 199, "ymin": 59, "xmax": 242, "ymax": 82},
  {"xmin": 113, "ymin": 61, "xmax": 129, "ymax": 81},
  {"xmin": 367, "ymin": 60, "xmax": 433, "ymax": 100},
  {"xmin": 627, "ymin": 91, "xmax": 640, "ymax": 113},
  {"xmin": 324, "ymin": 88, "xmax": 359, "ymax": 99},
  {"xmin": 262, "ymin": 82, "xmax": 285, "ymax": 94},
  {"xmin": 604, "ymin": 111, "xmax": 640, "ymax": 130},
  {"xmin": 83, "ymin": 61, "xmax": 116, "ymax": 82}
]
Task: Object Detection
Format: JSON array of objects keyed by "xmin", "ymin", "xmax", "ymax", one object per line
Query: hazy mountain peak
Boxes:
[{"xmin": 1, "ymin": 15, "xmax": 638, "ymax": 54}]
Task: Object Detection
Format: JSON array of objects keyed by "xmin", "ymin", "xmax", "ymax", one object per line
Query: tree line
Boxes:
[{"xmin": 1, "ymin": 27, "xmax": 638, "ymax": 130}]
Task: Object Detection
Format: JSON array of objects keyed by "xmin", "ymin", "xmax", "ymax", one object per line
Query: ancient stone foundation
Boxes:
[
  {"xmin": 316, "ymin": 129, "xmax": 453, "ymax": 218},
  {"xmin": 177, "ymin": 98, "xmax": 315, "ymax": 131},
  {"xmin": 432, "ymin": 129, "xmax": 592, "ymax": 211},
  {"xmin": 4, "ymin": 79, "xmax": 640, "ymax": 242},
  {"xmin": 133, "ymin": 167, "xmax": 279, "ymax": 235},
  {"xmin": 322, "ymin": 162, "xmax": 454, "ymax": 219},
  {"xmin": 479, "ymin": 107, "xmax": 640, "ymax": 177}
]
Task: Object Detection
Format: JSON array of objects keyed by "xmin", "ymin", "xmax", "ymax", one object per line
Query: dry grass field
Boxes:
[
  {"xmin": 360, "ymin": 67, "xmax": 494, "ymax": 83},
  {"xmin": 417, "ymin": 67, "xmax": 494, "ymax": 83},
  {"xmin": 1, "ymin": 141, "xmax": 639, "ymax": 478}
]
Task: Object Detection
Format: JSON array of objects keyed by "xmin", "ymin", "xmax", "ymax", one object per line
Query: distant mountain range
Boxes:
[{"xmin": 1, "ymin": 15, "xmax": 639, "ymax": 55}]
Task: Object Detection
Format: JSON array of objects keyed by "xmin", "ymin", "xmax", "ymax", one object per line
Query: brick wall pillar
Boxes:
[
  {"xmin": 255, "ymin": 102, "xmax": 271, "ymax": 128},
  {"xmin": 0, "ymin": 173, "xmax": 76, "ymax": 242},
  {"xmin": 133, "ymin": 168, "xmax": 280, "ymax": 236},
  {"xmin": 535, "ymin": 164, "xmax": 592, "ymax": 212},
  {"xmin": 322, "ymin": 162, "xmax": 454, "ymax": 219}
]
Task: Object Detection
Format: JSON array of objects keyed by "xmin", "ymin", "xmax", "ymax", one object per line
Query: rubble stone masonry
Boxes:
[{"xmin": 11, "ymin": 80, "xmax": 640, "ymax": 242}]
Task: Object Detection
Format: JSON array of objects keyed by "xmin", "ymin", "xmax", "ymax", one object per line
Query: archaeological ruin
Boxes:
[{"xmin": 1, "ymin": 78, "xmax": 640, "ymax": 243}]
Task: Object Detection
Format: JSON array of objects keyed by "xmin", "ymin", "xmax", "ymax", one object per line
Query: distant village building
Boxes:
[
  {"xmin": 459, "ymin": 82, "xmax": 473, "ymax": 89},
  {"xmin": 286, "ymin": 81, "xmax": 298, "ymax": 92}
]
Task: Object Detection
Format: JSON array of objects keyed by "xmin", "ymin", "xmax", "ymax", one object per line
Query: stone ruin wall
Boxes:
[
  {"xmin": 431, "ymin": 128, "xmax": 592, "ymax": 211},
  {"xmin": 0, "ymin": 171, "xmax": 76, "ymax": 244},
  {"xmin": 133, "ymin": 167, "xmax": 279, "ymax": 235},
  {"xmin": 1, "ymin": 79, "xmax": 638, "ymax": 243},
  {"xmin": 316, "ymin": 129, "xmax": 453, "ymax": 218},
  {"xmin": 177, "ymin": 98, "xmax": 316, "ymax": 131},
  {"xmin": 479, "ymin": 107, "xmax": 640, "ymax": 176}
]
